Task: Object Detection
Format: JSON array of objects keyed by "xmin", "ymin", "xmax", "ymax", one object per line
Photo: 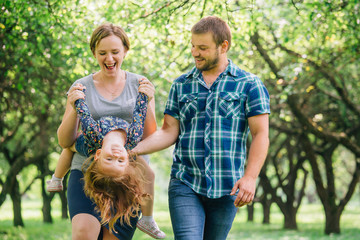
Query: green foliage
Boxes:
[{"xmin": 0, "ymin": 0, "xmax": 359, "ymax": 235}]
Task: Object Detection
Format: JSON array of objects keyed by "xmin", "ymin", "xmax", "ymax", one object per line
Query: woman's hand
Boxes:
[
  {"xmin": 68, "ymin": 83, "xmax": 86, "ymax": 109},
  {"xmin": 138, "ymin": 78, "xmax": 155, "ymax": 102}
]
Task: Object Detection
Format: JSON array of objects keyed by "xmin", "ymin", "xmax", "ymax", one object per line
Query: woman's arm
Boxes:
[
  {"xmin": 142, "ymin": 95, "xmax": 157, "ymax": 139},
  {"xmin": 138, "ymin": 78, "xmax": 157, "ymax": 139},
  {"xmin": 126, "ymin": 93, "xmax": 148, "ymax": 149},
  {"xmin": 57, "ymin": 84, "xmax": 85, "ymax": 148}
]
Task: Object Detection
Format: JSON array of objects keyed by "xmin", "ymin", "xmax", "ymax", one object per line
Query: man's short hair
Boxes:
[{"xmin": 191, "ymin": 16, "xmax": 231, "ymax": 51}]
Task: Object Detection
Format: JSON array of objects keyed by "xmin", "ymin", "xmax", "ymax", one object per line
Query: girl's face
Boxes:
[
  {"xmin": 94, "ymin": 131, "xmax": 129, "ymax": 176},
  {"xmin": 93, "ymin": 35, "xmax": 127, "ymax": 78}
]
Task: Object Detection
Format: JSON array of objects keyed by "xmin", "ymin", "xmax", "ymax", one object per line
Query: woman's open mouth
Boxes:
[{"xmin": 105, "ymin": 63, "xmax": 116, "ymax": 70}]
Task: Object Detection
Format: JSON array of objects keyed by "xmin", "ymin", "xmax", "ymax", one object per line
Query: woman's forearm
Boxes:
[
  {"xmin": 57, "ymin": 102, "xmax": 79, "ymax": 148},
  {"xmin": 142, "ymin": 97, "xmax": 157, "ymax": 139}
]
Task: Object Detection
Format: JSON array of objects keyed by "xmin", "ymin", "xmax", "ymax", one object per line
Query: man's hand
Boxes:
[{"xmin": 230, "ymin": 175, "xmax": 256, "ymax": 207}]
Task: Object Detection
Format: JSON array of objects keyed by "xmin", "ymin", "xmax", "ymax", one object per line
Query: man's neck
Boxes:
[
  {"xmin": 201, "ymin": 57, "xmax": 228, "ymax": 86},
  {"xmin": 203, "ymin": 57, "xmax": 228, "ymax": 76}
]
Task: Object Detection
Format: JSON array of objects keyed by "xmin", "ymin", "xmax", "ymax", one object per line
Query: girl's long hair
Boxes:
[{"xmin": 82, "ymin": 156, "xmax": 147, "ymax": 233}]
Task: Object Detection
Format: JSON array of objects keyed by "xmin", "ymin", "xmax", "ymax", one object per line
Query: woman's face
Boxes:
[{"xmin": 93, "ymin": 35, "xmax": 127, "ymax": 78}]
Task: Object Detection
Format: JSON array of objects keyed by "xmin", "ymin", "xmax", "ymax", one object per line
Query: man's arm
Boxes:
[
  {"xmin": 231, "ymin": 113, "xmax": 269, "ymax": 207},
  {"xmin": 131, "ymin": 114, "xmax": 180, "ymax": 156}
]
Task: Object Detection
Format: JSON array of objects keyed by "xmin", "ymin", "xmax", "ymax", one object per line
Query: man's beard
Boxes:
[{"xmin": 195, "ymin": 50, "xmax": 220, "ymax": 71}]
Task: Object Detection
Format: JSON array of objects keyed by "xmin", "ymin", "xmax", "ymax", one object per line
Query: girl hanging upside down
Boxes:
[{"xmin": 48, "ymin": 79, "xmax": 165, "ymax": 239}]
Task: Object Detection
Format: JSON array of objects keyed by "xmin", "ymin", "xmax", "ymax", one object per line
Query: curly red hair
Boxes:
[{"xmin": 83, "ymin": 156, "xmax": 146, "ymax": 233}]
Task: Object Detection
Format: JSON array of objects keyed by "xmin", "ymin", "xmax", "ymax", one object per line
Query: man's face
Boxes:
[{"xmin": 191, "ymin": 32, "xmax": 221, "ymax": 71}]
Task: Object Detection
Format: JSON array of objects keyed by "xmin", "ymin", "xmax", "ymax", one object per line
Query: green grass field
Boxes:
[{"xmin": 1, "ymin": 195, "xmax": 359, "ymax": 240}]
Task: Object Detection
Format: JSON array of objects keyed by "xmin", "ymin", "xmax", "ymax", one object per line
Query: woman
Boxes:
[{"xmin": 57, "ymin": 23, "xmax": 162, "ymax": 240}]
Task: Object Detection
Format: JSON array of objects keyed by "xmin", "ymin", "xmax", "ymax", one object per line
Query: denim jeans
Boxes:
[{"xmin": 168, "ymin": 178, "xmax": 238, "ymax": 240}]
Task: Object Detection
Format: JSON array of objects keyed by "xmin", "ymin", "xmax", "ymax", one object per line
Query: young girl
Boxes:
[{"xmin": 48, "ymin": 80, "xmax": 165, "ymax": 239}]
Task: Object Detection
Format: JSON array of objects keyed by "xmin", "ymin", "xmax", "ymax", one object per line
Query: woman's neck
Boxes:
[
  {"xmin": 95, "ymin": 70, "xmax": 125, "ymax": 84},
  {"xmin": 93, "ymin": 71, "xmax": 127, "ymax": 101}
]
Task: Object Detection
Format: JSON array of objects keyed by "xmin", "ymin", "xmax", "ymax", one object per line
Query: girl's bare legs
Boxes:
[
  {"xmin": 54, "ymin": 148, "xmax": 74, "ymax": 178},
  {"xmin": 135, "ymin": 156, "xmax": 165, "ymax": 239},
  {"xmin": 47, "ymin": 148, "xmax": 74, "ymax": 192},
  {"xmin": 136, "ymin": 155, "xmax": 155, "ymax": 216}
]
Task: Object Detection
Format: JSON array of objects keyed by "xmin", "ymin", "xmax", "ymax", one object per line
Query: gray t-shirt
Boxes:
[{"xmin": 68, "ymin": 71, "xmax": 149, "ymax": 170}]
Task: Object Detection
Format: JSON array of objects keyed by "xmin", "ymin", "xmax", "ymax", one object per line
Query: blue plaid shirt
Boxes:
[{"xmin": 164, "ymin": 59, "xmax": 270, "ymax": 198}]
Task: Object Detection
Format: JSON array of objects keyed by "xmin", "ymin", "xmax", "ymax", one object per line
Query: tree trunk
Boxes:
[
  {"xmin": 59, "ymin": 173, "xmax": 68, "ymax": 219},
  {"xmin": 10, "ymin": 179, "xmax": 24, "ymax": 227},
  {"xmin": 38, "ymin": 112, "xmax": 53, "ymax": 223},
  {"xmin": 324, "ymin": 209, "xmax": 341, "ymax": 234},
  {"xmin": 41, "ymin": 179, "xmax": 53, "ymax": 223},
  {"xmin": 261, "ymin": 195, "xmax": 271, "ymax": 224},
  {"xmin": 247, "ymin": 204, "xmax": 254, "ymax": 222},
  {"xmin": 283, "ymin": 208, "xmax": 297, "ymax": 229}
]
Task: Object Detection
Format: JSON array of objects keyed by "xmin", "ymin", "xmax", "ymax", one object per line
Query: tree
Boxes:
[
  {"xmin": 1, "ymin": 0, "xmax": 359, "ymax": 236},
  {"xmin": 249, "ymin": 0, "xmax": 360, "ymax": 234},
  {"xmin": 0, "ymin": 0, "xmax": 91, "ymax": 224},
  {"xmin": 259, "ymin": 132, "xmax": 308, "ymax": 229}
]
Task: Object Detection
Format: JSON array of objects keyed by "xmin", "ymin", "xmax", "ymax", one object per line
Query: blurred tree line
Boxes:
[{"xmin": 0, "ymin": 0, "xmax": 359, "ymax": 235}]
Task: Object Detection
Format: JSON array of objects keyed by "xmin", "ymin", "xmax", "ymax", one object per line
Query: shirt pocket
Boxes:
[
  {"xmin": 179, "ymin": 93, "xmax": 198, "ymax": 120},
  {"xmin": 218, "ymin": 92, "xmax": 246, "ymax": 119}
]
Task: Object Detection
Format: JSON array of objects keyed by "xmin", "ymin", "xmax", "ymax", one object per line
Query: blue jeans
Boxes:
[{"xmin": 168, "ymin": 178, "xmax": 238, "ymax": 240}]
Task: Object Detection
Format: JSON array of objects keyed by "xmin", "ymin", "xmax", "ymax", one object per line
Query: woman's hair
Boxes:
[
  {"xmin": 82, "ymin": 155, "xmax": 146, "ymax": 233},
  {"xmin": 90, "ymin": 23, "xmax": 130, "ymax": 54},
  {"xmin": 191, "ymin": 16, "xmax": 232, "ymax": 51}
]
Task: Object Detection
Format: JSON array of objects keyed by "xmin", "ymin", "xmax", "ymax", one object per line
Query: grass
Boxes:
[
  {"xmin": 1, "ymin": 166, "xmax": 360, "ymax": 240},
  {"xmin": 1, "ymin": 196, "xmax": 359, "ymax": 240}
]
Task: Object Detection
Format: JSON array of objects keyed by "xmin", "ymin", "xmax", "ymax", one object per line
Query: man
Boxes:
[{"xmin": 132, "ymin": 16, "xmax": 270, "ymax": 240}]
